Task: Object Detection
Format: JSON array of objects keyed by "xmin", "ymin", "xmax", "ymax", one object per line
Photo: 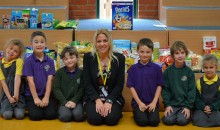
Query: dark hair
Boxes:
[
  {"xmin": 137, "ymin": 38, "xmax": 154, "ymax": 51},
  {"xmin": 60, "ymin": 46, "xmax": 79, "ymax": 59},
  {"xmin": 170, "ymin": 41, "xmax": 189, "ymax": 59},
  {"xmin": 30, "ymin": 31, "xmax": 47, "ymax": 42}
]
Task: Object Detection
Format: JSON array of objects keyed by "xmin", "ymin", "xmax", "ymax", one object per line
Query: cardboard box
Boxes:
[{"xmin": 112, "ymin": 2, "xmax": 133, "ymax": 30}]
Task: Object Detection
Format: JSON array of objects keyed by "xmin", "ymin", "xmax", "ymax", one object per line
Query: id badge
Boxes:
[{"xmin": 101, "ymin": 87, "xmax": 108, "ymax": 97}]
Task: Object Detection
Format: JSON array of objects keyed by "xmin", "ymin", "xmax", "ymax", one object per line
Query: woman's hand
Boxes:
[
  {"xmin": 164, "ymin": 106, "xmax": 173, "ymax": 117},
  {"xmin": 95, "ymin": 99, "xmax": 104, "ymax": 115},
  {"xmin": 103, "ymin": 102, "xmax": 112, "ymax": 117}
]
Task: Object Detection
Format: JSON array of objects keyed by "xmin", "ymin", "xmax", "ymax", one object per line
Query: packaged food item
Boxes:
[
  {"xmin": 11, "ymin": 11, "xmax": 22, "ymax": 29},
  {"xmin": 0, "ymin": 51, "xmax": 3, "ymax": 60},
  {"xmin": 159, "ymin": 48, "xmax": 173, "ymax": 65},
  {"xmin": 112, "ymin": 39, "xmax": 131, "ymax": 57},
  {"xmin": 42, "ymin": 13, "xmax": 53, "ymax": 29},
  {"xmin": 131, "ymin": 42, "xmax": 137, "ymax": 54},
  {"xmin": 112, "ymin": 2, "xmax": 133, "ymax": 30},
  {"xmin": 54, "ymin": 20, "xmax": 78, "ymax": 29},
  {"xmin": 153, "ymin": 42, "xmax": 160, "ymax": 62},
  {"xmin": 190, "ymin": 54, "xmax": 202, "ymax": 72},
  {"xmin": 30, "ymin": 8, "xmax": 38, "ymax": 29},
  {"xmin": 22, "ymin": 9, "xmax": 30, "ymax": 28},
  {"xmin": 203, "ymin": 36, "xmax": 216, "ymax": 50},
  {"xmin": 2, "ymin": 15, "xmax": 10, "ymax": 29}
]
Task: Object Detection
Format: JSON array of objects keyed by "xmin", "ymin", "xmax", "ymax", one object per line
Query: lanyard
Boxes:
[{"xmin": 96, "ymin": 53, "xmax": 111, "ymax": 86}]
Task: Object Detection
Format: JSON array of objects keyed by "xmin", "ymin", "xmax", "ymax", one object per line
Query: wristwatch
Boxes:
[{"xmin": 105, "ymin": 99, "xmax": 113, "ymax": 104}]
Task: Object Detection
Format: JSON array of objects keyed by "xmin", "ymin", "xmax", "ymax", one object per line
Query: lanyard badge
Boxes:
[{"xmin": 96, "ymin": 53, "xmax": 111, "ymax": 86}]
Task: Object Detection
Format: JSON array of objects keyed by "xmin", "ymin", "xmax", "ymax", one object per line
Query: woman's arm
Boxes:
[{"xmin": 83, "ymin": 53, "xmax": 100, "ymax": 101}]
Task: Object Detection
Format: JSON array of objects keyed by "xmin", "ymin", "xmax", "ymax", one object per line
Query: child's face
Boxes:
[
  {"xmin": 62, "ymin": 53, "xmax": 78, "ymax": 69},
  {"xmin": 173, "ymin": 48, "xmax": 186, "ymax": 64},
  {"xmin": 95, "ymin": 33, "xmax": 110, "ymax": 55},
  {"xmin": 203, "ymin": 61, "xmax": 217, "ymax": 80},
  {"xmin": 31, "ymin": 36, "xmax": 46, "ymax": 53},
  {"xmin": 5, "ymin": 45, "xmax": 20, "ymax": 62},
  {"xmin": 138, "ymin": 45, "xmax": 153, "ymax": 64}
]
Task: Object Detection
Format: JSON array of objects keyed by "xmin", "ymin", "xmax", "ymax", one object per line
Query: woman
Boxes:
[{"xmin": 83, "ymin": 28, "xmax": 125, "ymax": 126}]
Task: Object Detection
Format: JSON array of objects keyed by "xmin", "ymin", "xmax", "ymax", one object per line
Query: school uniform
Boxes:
[
  {"xmin": 53, "ymin": 67, "xmax": 84, "ymax": 122},
  {"xmin": 126, "ymin": 61, "xmax": 165, "ymax": 126},
  {"xmin": 192, "ymin": 75, "xmax": 220, "ymax": 127},
  {"xmin": 0, "ymin": 58, "xmax": 25, "ymax": 119},
  {"xmin": 23, "ymin": 53, "xmax": 56, "ymax": 120},
  {"xmin": 162, "ymin": 64, "xmax": 196, "ymax": 126}
]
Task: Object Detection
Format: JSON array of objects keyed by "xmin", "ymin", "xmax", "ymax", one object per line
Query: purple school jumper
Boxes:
[
  {"xmin": 126, "ymin": 61, "xmax": 165, "ymax": 108},
  {"xmin": 23, "ymin": 53, "xmax": 55, "ymax": 97}
]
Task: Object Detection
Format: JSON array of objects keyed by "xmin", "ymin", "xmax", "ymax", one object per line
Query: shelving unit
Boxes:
[{"xmin": 0, "ymin": 29, "xmax": 74, "ymax": 51}]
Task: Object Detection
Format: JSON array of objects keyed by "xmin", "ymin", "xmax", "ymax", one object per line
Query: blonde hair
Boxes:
[
  {"xmin": 91, "ymin": 28, "xmax": 118, "ymax": 62},
  {"xmin": 5, "ymin": 39, "xmax": 25, "ymax": 58},
  {"xmin": 202, "ymin": 54, "xmax": 218, "ymax": 67}
]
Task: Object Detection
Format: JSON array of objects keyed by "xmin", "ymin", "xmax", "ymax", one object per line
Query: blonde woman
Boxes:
[{"xmin": 83, "ymin": 28, "xmax": 125, "ymax": 126}]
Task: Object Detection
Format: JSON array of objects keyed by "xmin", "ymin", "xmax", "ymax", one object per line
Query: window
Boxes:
[{"xmin": 98, "ymin": 0, "xmax": 137, "ymax": 19}]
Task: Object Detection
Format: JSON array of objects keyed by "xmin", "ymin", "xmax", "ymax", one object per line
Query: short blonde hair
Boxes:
[
  {"xmin": 5, "ymin": 39, "xmax": 25, "ymax": 58},
  {"xmin": 202, "ymin": 54, "xmax": 218, "ymax": 67}
]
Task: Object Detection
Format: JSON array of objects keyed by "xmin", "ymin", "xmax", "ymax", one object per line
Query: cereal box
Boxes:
[
  {"xmin": 42, "ymin": 13, "xmax": 53, "ymax": 29},
  {"xmin": 112, "ymin": 2, "xmax": 133, "ymax": 30}
]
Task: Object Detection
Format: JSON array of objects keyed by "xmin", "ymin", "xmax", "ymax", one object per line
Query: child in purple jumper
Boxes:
[{"xmin": 127, "ymin": 38, "xmax": 165, "ymax": 126}]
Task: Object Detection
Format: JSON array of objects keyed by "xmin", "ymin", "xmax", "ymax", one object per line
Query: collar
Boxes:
[
  {"xmin": 2, "ymin": 58, "xmax": 16, "ymax": 64},
  {"xmin": 32, "ymin": 53, "xmax": 48, "ymax": 62},
  {"xmin": 172, "ymin": 62, "xmax": 186, "ymax": 69},
  {"xmin": 65, "ymin": 66, "xmax": 78, "ymax": 74},
  {"xmin": 203, "ymin": 75, "xmax": 218, "ymax": 82},
  {"xmin": 137, "ymin": 60, "xmax": 152, "ymax": 68}
]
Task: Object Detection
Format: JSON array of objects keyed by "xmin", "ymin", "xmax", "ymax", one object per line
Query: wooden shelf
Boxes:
[
  {"xmin": 159, "ymin": 0, "xmax": 220, "ymax": 26},
  {"xmin": 0, "ymin": 29, "xmax": 73, "ymax": 51},
  {"xmin": 168, "ymin": 30, "xmax": 220, "ymax": 55}
]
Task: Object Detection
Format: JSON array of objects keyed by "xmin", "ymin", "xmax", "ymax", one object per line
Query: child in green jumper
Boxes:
[
  {"xmin": 162, "ymin": 41, "xmax": 196, "ymax": 126},
  {"xmin": 53, "ymin": 46, "xmax": 84, "ymax": 122}
]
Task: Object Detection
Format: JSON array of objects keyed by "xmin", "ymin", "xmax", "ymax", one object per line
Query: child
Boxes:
[
  {"xmin": 162, "ymin": 41, "xmax": 196, "ymax": 126},
  {"xmin": 192, "ymin": 54, "xmax": 220, "ymax": 127},
  {"xmin": 53, "ymin": 46, "xmax": 84, "ymax": 122},
  {"xmin": 0, "ymin": 39, "xmax": 25, "ymax": 120},
  {"xmin": 22, "ymin": 31, "xmax": 56, "ymax": 121},
  {"xmin": 126, "ymin": 38, "xmax": 165, "ymax": 126}
]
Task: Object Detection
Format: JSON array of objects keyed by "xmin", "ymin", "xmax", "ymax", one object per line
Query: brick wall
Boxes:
[
  {"xmin": 69, "ymin": 0, "xmax": 159, "ymax": 19},
  {"xmin": 138, "ymin": 0, "xmax": 158, "ymax": 19}
]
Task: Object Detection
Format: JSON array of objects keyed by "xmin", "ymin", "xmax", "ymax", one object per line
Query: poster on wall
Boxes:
[{"xmin": 112, "ymin": 1, "xmax": 133, "ymax": 30}]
